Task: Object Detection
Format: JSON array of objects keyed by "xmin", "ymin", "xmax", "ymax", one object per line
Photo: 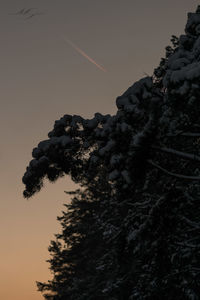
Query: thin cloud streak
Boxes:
[{"xmin": 62, "ymin": 36, "xmax": 107, "ymax": 72}]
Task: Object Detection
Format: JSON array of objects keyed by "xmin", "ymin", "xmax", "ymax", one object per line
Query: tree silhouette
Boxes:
[{"xmin": 23, "ymin": 6, "xmax": 200, "ymax": 299}]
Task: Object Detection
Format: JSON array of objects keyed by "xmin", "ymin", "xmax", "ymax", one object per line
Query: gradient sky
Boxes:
[{"xmin": 1, "ymin": 1, "xmax": 198, "ymax": 299}]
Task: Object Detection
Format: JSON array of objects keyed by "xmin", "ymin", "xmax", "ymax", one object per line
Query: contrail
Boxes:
[{"xmin": 62, "ymin": 36, "xmax": 107, "ymax": 73}]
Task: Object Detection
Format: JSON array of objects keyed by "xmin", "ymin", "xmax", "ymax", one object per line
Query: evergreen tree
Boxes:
[
  {"xmin": 37, "ymin": 188, "xmax": 106, "ymax": 300},
  {"xmin": 23, "ymin": 6, "xmax": 200, "ymax": 300}
]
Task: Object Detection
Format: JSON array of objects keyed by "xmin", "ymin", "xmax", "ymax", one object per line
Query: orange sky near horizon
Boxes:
[{"xmin": 1, "ymin": 1, "xmax": 198, "ymax": 299}]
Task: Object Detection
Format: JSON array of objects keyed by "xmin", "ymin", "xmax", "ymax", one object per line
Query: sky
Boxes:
[{"xmin": 1, "ymin": 1, "xmax": 198, "ymax": 299}]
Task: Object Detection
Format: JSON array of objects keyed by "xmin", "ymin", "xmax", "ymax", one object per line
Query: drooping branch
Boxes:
[
  {"xmin": 22, "ymin": 113, "xmax": 113, "ymax": 198},
  {"xmin": 152, "ymin": 146, "xmax": 200, "ymax": 162},
  {"xmin": 147, "ymin": 159, "xmax": 200, "ymax": 180}
]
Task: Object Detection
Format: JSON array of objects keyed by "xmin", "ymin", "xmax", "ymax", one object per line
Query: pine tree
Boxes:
[
  {"xmin": 23, "ymin": 6, "xmax": 200, "ymax": 300},
  {"xmin": 37, "ymin": 173, "xmax": 113, "ymax": 300}
]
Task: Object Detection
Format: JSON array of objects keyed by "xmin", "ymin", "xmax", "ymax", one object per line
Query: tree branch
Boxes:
[
  {"xmin": 167, "ymin": 132, "xmax": 200, "ymax": 137},
  {"xmin": 147, "ymin": 159, "xmax": 200, "ymax": 180},
  {"xmin": 166, "ymin": 130, "xmax": 184, "ymax": 137},
  {"xmin": 152, "ymin": 146, "xmax": 200, "ymax": 162},
  {"xmin": 180, "ymin": 215, "xmax": 200, "ymax": 229}
]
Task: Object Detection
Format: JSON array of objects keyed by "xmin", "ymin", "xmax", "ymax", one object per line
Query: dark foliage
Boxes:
[{"xmin": 23, "ymin": 6, "xmax": 200, "ymax": 300}]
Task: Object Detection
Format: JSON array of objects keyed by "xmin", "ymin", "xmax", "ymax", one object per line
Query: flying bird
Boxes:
[
  {"xmin": 9, "ymin": 7, "xmax": 44, "ymax": 19},
  {"xmin": 9, "ymin": 8, "xmax": 35, "ymax": 15},
  {"xmin": 62, "ymin": 36, "xmax": 107, "ymax": 73}
]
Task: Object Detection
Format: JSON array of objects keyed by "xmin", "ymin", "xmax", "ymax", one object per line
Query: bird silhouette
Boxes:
[{"xmin": 9, "ymin": 7, "xmax": 44, "ymax": 19}]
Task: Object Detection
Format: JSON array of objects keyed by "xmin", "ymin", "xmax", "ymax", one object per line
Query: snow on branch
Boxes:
[{"xmin": 22, "ymin": 113, "xmax": 112, "ymax": 198}]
